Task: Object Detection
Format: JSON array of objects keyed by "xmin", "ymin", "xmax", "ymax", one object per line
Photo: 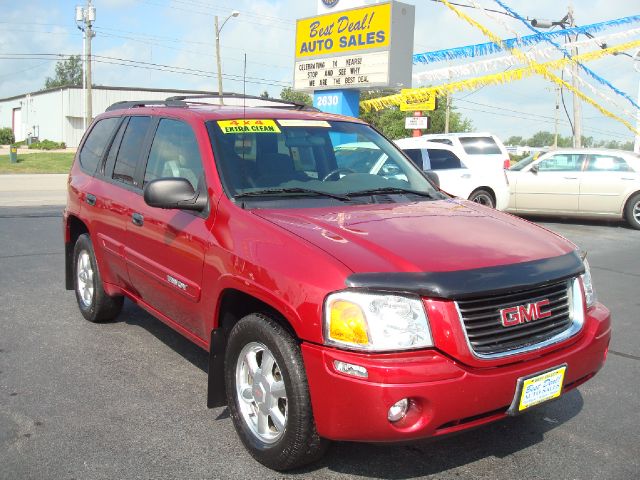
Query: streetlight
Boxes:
[{"xmin": 215, "ymin": 10, "xmax": 240, "ymax": 105}]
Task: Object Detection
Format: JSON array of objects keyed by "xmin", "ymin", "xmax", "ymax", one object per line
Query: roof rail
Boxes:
[
  {"xmin": 165, "ymin": 93, "xmax": 319, "ymax": 111},
  {"xmin": 105, "ymin": 99, "xmax": 188, "ymax": 112}
]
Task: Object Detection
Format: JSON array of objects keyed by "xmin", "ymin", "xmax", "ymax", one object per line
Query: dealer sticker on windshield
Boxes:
[
  {"xmin": 217, "ymin": 119, "xmax": 281, "ymax": 134},
  {"xmin": 508, "ymin": 364, "xmax": 567, "ymax": 414}
]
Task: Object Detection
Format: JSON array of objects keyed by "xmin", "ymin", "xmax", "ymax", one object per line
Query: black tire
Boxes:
[
  {"xmin": 73, "ymin": 233, "xmax": 124, "ymax": 322},
  {"xmin": 469, "ymin": 188, "xmax": 496, "ymax": 208},
  {"xmin": 224, "ymin": 313, "xmax": 328, "ymax": 471},
  {"xmin": 624, "ymin": 192, "xmax": 640, "ymax": 230}
]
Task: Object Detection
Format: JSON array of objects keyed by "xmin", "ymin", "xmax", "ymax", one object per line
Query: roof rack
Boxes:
[
  {"xmin": 105, "ymin": 99, "xmax": 188, "ymax": 111},
  {"xmin": 166, "ymin": 93, "xmax": 319, "ymax": 111},
  {"xmin": 106, "ymin": 93, "xmax": 320, "ymax": 113}
]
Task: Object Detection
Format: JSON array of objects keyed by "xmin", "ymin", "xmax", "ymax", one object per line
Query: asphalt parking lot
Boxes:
[{"xmin": 1, "ymin": 206, "xmax": 638, "ymax": 480}]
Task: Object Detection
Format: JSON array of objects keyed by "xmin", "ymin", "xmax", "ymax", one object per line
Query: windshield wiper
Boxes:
[
  {"xmin": 345, "ymin": 187, "xmax": 437, "ymax": 199},
  {"xmin": 233, "ymin": 187, "xmax": 350, "ymax": 201}
]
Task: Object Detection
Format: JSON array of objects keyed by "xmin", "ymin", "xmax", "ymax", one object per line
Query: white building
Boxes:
[{"xmin": 0, "ymin": 86, "xmax": 214, "ymax": 147}]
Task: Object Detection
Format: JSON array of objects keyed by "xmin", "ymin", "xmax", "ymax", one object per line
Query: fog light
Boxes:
[
  {"xmin": 388, "ymin": 398, "xmax": 409, "ymax": 422},
  {"xmin": 333, "ymin": 360, "xmax": 368, "ymax": 378}
]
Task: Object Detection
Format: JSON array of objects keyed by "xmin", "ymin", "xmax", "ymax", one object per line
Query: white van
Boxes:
[
  {"xmin": 420, "ymin": 132, "xmax": 511, "ymax": 171},
  {"xmin": 394, "ymin": 138, "xmax": 510, "ymax": 210}
]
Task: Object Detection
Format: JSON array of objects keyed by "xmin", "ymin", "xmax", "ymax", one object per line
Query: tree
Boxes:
[
  {"xmin": 259, "ymin": 90, "xmax": 270, "ymax": 99},
  {"xmin": 280, "ymin": 87, "xmax": 312, "ymax": 106},
  {"xmin": 44, "ymin": 55, "xmax": 83, "ymax": 89},
  {"xmin": 359, "ymin": 90, "xmax": 473, "ymax": 140},
  {"xmin": 506, "ymin": 136, "xmax": 524, "ymax": 146}
]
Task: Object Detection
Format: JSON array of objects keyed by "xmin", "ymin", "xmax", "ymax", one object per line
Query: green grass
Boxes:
[{"xmin": 0, "ymin": 152, "xmax": 74, "ymax": 174}]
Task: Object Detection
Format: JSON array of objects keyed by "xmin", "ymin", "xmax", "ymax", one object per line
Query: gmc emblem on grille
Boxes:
[{"xmin": 500, "ymin": 299, "xmax": 552, "ymax": 327}]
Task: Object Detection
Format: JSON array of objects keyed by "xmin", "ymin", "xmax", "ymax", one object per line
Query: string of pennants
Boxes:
[{"xmin": 362, "ymin": 0, "xmax": 640, "ymax": 135}]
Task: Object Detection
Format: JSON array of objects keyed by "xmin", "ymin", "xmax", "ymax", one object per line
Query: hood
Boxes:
[{"xmin": 253, "ymin": 199, "xmax": 575, "ymax": 273}]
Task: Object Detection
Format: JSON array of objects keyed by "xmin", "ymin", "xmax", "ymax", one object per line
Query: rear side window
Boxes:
[
  {"xmin": 427, "ymin": 149, "xmax": 463, "ymax": 170},
  {"xmin": 459, "ymin": 137, "xmax": 502, "ymax": 155},
  {"xmin": 79, "ymin": 117, "xmax": 120, "ymax": 173},
  {"xmin": 585, "ymin": 155, "xmax": 632, "ymax": 172},
  {"xmin": 113, "ymin": 116, "xmax": 151, "ymax": 186},
  {"xmin": 403, "ymin": 149, "xmax": 424, "ymax": 168}
]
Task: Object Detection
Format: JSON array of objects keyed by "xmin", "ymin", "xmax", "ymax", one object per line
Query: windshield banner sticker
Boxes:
[
  {"xmin": 217, "ymin": 120, "xmax": 281, "ymax": 134},
  {"xmin": 277, "ymin": 119, "xmax": 331, "ymax": 128}
]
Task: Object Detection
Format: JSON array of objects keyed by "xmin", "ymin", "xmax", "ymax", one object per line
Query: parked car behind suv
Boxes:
[
  {"xmin": 422, "ymin": 131, "xmax": 511, "ymax": 171},
  {"xmin": 395, "ymin": 137, "xmax": 510, "ymax": 209},
  {"xmin": 506, "ymin": 148, "xmax": 640, "ymax": 229},
  {"xmin": 63, "ymin": 96, "xmax": 611, "ymax": 471}
]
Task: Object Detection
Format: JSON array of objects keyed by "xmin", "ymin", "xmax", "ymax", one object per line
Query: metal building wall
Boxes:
[{"xmin": 0, "ymin": 87, "xmax": 213, "ymax": 147}]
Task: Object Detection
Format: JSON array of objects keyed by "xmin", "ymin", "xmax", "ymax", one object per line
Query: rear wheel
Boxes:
[
  {"xmin": 225, "ymin": 313, "xmax": 327, "ymax": 471},
  {"xmin": 469, "ymin": 188, "xmax": 495, "ymax": 208},
  {"xmin": 73, "ymin": 234, "xmax": 123, "ymax": 322},
  {"xmin": 625, "ymin": 192, "xmax": 640, "ymax": 230}
]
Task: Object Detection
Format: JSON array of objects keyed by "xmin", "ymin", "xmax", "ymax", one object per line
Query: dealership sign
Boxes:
[{"xmin": 294, "ymin": 1, "xmax": 414, "ymax": 92}]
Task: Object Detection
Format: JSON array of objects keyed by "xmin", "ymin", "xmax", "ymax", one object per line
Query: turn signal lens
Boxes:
[{"xmin": 329, "ymin": 300, "xmax": 369, "ymax": 345}]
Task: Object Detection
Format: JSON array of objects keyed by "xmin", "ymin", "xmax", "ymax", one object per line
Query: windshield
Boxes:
[{"xmin": 206, "ymin": 119, "xmax": 440, "ymax": 205}]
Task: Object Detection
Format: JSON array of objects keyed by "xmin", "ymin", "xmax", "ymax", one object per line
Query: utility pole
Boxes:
[
  {"xmin": 554, "ymin": 86, "xmax": 560, "ymax": 148},
  {"xmin": 568, "ymin": 6, "xmax": 582, "ymax": 148},
  {"xmin": 76, "ymin": 1, "xmax": 95, "ymax": 127}
]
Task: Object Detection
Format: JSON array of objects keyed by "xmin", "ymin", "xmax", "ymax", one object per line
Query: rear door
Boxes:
[
  {"xmin": 95, "ymin": 115, "xmax": 153, "ymax": 290},
  {"xmin": 579, "ymin": 154, "xmax": 639, "ymax": 215},
  {"xmin": 425, "ymin": 148, "xmax": 475, "ymax": 198},
  {"xmin": 124, "ymin": 117, "xmax": 211, "ymax": 340},
  {"xmin": 513, "ymin": 153, "xmax": 583, "ymax": 213}
]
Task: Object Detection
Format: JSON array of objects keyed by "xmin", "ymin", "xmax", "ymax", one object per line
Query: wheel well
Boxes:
[
  {"xmin": 207, "ymin": 288, "xmax": 298, "ymax": 408},
  {"xmin": 216, "ymin": 289, "xmax": 297, "ymax": 339},
  {"xmin": 470, "ymin": 187, "xmax": 496, "ymax": 203},
  {"xmin": 623, "ymin": 190, "xmax": 640, "ymax": 213},
  {"xmin": 65, "ymin": 215, "xmax": 89, "ymax": 290}
]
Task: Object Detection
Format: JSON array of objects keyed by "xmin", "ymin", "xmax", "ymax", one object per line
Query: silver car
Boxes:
[{"xmin": 505, "ymin": 148, "xmax": 640, "ymax": 229}]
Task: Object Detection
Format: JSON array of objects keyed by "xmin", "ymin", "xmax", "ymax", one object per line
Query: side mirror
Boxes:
[
  {"xmin": 143, "ymin": 177, "xmax": 207, "ymax": 211},
  {"xmin": 530, "ymin": 164, "xmax": 539, "ymax": 174},
  {"xmin": 424, "ymin": 170, "xmax": 440, "ymax": 187}
]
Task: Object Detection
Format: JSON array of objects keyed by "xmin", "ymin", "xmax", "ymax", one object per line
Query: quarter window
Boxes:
[
  {"xmin": 112, "ymin": 116, "xmax": 151, "ymax": 186},
  {"xmin": 144, "ymin": 119, "xmax": 203, "ymax": 189},
  {"xmin": 79, "ymin": 117, "xmax": 120, "ymax": 173}
]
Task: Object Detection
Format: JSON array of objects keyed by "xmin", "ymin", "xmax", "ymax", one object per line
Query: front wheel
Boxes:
[
  {"xmin": 469, "ymin": 188, "xmax": 496, "ymax": 208},
  {"xmin": 625, "ymin": 193, "xmax": 640, "ymax": 230},
  {"xmin": 73, "ymin": 234, "xmax": 123, "ymax": 322},
  {"xmin": 225, "ymin": 313, "xmax": 328, "ymax": 471}
]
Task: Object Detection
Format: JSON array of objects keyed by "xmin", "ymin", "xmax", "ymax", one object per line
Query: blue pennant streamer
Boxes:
[
  {"xmin": 413, "ymin": 15, "xmax": 640, "ymax": 65},
  {"xmin": 492, "ymin": 0, "xmax": 640, "ymax": 112}
]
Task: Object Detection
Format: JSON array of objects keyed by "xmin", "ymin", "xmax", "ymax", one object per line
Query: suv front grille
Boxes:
[{"xmin": 456, "ymin": 280, "xmax": 573, "ymax": 357}]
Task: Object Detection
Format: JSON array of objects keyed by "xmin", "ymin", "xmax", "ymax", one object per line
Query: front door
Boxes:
[
  {"xmin": 580, "ymin": 153, "xmax": 638, "ymax": 215},
  {"xmin": 123, "ymin": 118, "xmax": 211, "ymax": 340},
  {"xmin": 513, "ymin": 153, "xmax": 584, "ymax": 213}
]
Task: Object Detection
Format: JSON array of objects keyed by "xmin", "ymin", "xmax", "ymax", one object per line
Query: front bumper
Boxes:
[{"xmin": 302, "ymin": 303, "xmax": 610, "ymax": 442}]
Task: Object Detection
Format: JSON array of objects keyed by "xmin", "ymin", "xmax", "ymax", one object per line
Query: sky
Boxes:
[{"xmin": 0, "ymin": 0, "xmax": 639, "ymax": 144}]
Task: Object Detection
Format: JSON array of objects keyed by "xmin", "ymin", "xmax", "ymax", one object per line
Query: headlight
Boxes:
[
  {"xmin": 324, "ymin": 291, "xmax": 433, "ymax": 352},
  {"xmin": 581, "ymin": 257, "xmax": 596, "ymax": 308}
]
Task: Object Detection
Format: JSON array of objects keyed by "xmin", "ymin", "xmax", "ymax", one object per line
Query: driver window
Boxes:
[
  {"xmin": 537, "ymin": 154, "xmax": 583, "ymax": 172},
  {"xmin": 144, "ymin": 119, "xmax": 203, "ymax": 189}
]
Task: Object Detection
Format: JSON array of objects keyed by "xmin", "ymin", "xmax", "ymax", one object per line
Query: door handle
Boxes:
[
  {"xmin": 621, "ymin": 177, "xmax": 636, "ymax": 181},
  {"xmin": 563, "ymin": 176, "xmax": 578, "ymax": 180},
  {"xmin": 86, "ymin": 193, "xmax": 96, "ymax": 206},
  {"xmin": 131, "ymin": 213, "xmax": 144, "ymax": 227}
]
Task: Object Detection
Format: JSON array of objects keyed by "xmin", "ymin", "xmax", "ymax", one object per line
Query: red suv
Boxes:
[{"xmin": 63, "ymin": 96, "xmax": 611, "ymax": 471}]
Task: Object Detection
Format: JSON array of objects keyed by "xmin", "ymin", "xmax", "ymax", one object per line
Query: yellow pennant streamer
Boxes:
[
  {"xmin": 437, "ymin": 0, "xmax": 639, "ymax": 135},
  {"xmin": 362, "ymin": 40, "xmax": 640, "ymax": 112},
  {"xmin": 364, "ymin": 0, "xmax": 640, "ymax": 135}
]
